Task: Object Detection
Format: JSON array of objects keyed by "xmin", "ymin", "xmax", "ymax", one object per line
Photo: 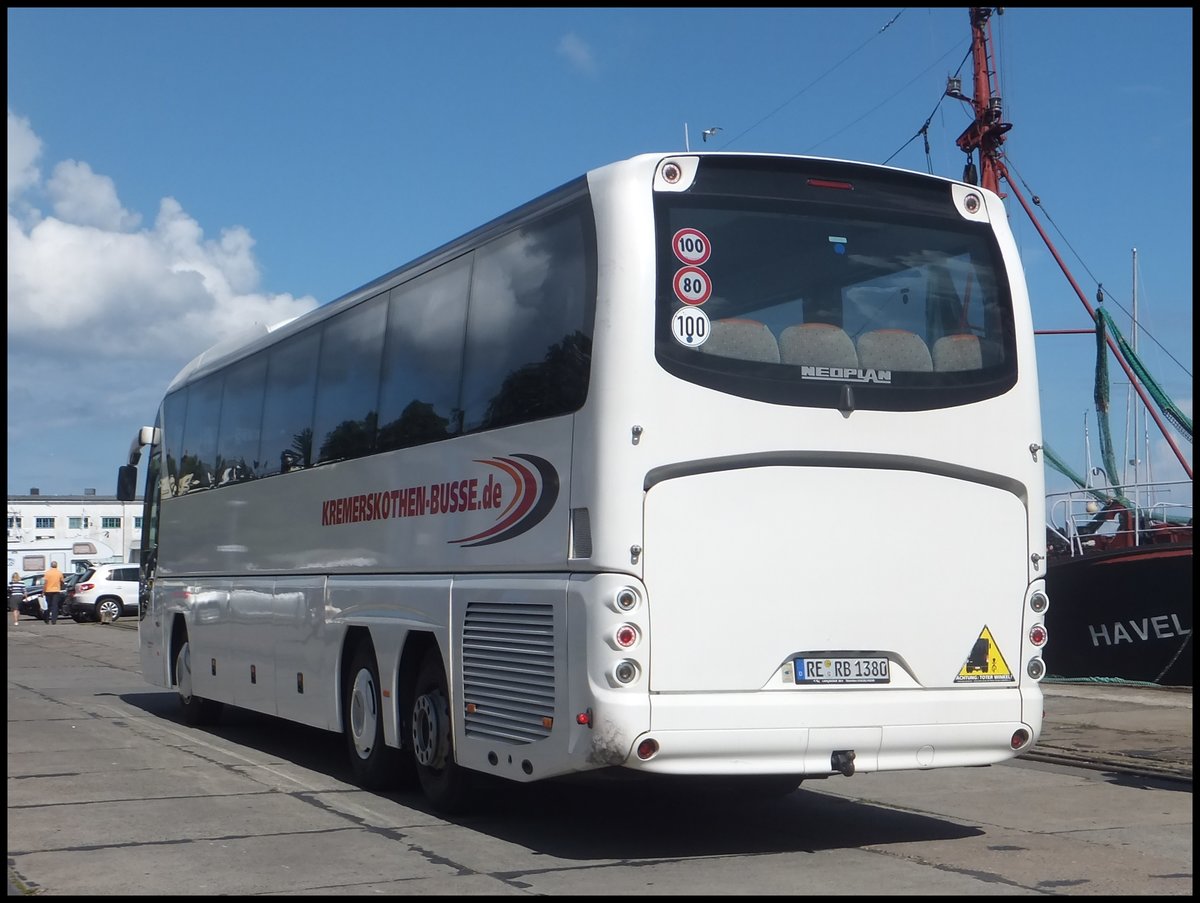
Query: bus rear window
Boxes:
[{"xmin": 654, "ymin": 159, "xmax": 1017, "ymax": 411}]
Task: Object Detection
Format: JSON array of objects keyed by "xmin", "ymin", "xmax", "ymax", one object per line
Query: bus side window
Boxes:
[
  {"xmin": 216, "ymin": 355, "xmax": 267, "ymax": 485},
  {"xmin": 179, "ymin": 374, "xmax": 223, "ymax": 492},
  {"xmin": 312, "ymin": 295, "xmax": 387, "ymax": 465},
  {"xmin": 259, "ymin": 329, "xmax": 321, "ymax": 477},
  {"xmin": 162, "ymin": 389, "xmax": 188, "ymax": 497},
  {"xmin": 459, "ymin": 203, "xmax": 595, "ymax": 434},
  {"xmin": 377, "ymin": 257, "xmax": 471, "ymax": 452}
]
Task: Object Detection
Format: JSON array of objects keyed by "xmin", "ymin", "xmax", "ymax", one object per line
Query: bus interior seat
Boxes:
[
  {"xmin": 856, "ymin": 328, "xmax": 933, "ymax": 372},
  {"xmin": 779, "ymin": 322, "xmax": 859, "ymax": 368},
  {"xmin": 702, "ymin": 318, "xmax": 781, "ymax": 363},
  {"xmin": 932, "ymin": 333, "xmax": 984, "ymax": 371}
]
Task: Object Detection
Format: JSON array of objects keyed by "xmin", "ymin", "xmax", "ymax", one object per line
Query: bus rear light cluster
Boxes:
[
  {"xmin": 613, "ymin": 660, "xmax": 640, "ymax": 685},
  {"xmin": 614, "ymin": 587, "xmax": 640, "ymax": 612},
  {"xmin": 614, "ymin": 624, "xmax": 639, "ymax": 648},
  {"xmin": 1026, "ymin": 658, "xmax": 1045, "ymax": 680},
  {"xmin": 1028, "ymin": 624, "xmax": 1048, "ymax": 647}
]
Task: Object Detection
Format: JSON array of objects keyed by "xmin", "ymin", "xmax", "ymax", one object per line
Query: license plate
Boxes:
[{"xmin": 794, "ymin": 656, "xmax": 890, "ymax": 684}]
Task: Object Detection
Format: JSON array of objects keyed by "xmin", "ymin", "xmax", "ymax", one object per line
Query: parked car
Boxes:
[
  {"xmin": 68, "ymin": 564, "xmax": 139, "ymax": 623},
  {"xmin": 18, "ymin": 570, "xmax": 87, "ymax": 620},
  {"xmin": 17, "ymin": 574, "xmax": 45, "ymax": 619}
]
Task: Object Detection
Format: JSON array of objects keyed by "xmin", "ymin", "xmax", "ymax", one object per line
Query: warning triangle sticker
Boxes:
[{"xmin": 955, "ymin": 625, "xmax": 1014, "ymax": 682}]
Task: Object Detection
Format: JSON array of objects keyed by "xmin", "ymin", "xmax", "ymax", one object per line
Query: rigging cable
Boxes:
[
  {"xmin": 715, "ymin": 9, "xmax": 907, "ymax": 150},
  {"xmin": 1003, "ymin": 155, "xmax": 1192, "ymax": 381},
  {"xmin": 882, "ymin": 44, "xmax": 972, "ymax": 169}
]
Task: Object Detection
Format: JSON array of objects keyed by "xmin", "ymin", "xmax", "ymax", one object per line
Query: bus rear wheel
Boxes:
[
  {"xmin": 411, "ymin": 649, "xmax": 473, "ymax": 814},
  {"xmin": 175, "ymin": 638, "xmax": 222, "ymax": 726}
]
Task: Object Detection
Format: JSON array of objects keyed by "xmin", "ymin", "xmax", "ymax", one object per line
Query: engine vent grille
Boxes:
[{"xmin": 462, "ymin": 600, "xmax": 556, "ymax": 744}]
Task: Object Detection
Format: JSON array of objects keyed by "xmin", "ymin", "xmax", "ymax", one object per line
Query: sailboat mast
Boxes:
[{"xmin": 1129, "ymin": 248, "xmax": 1140, "ymax": 489}]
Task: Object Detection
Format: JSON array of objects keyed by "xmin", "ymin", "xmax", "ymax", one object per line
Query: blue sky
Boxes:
[{"xmin": 7, "ymin": 7, "xmax": 1192, "ymax": 507}]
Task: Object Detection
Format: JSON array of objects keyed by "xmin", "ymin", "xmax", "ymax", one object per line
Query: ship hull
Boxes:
[{"xmin": 1043, "ymin": 544, "xmax": 1192, "ymax": 686}]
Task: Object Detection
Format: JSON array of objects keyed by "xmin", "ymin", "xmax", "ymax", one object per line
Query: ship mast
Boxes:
[
  {"xmin": 954, "ymin": 7, "xmax": 1192, "ymax": 479},
  {"xmin": 954, "ymin": 7, "xmax": 1010, "ymax": 196}
]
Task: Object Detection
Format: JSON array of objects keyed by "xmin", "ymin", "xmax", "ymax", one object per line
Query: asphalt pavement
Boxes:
[
  {"xmin": 1029, "ymin": 678, "xmax": 1192, "ymax": 783},
  {"xmin": 7, "ymin": 615, "xmax": 1192, "ymax": 896}
]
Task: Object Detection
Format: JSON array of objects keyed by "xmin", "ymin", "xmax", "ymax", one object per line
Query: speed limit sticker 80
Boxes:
[
  {"xmin": 673, "ymin": 266, "xmax": 712, "ymax": 305},
  {"xmin": 671, "ymin": 306, "xmax": 710, "ymax": 347}
]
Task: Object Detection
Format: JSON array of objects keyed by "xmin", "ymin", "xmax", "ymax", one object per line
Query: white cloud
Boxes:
[
  {"xmin": 6, "ymin": 109, "xmax": 320, "ymax": 494},
  {"xmin": 47, "ymin": 159, "xmax": 142, "ymax": 231},
  {"xmin": 557, "ymin": 32, "xmax": 597, "ymax": 75},
  {"xmin": 7, "ymin": 109, "xmax": 42, "ymax": 206}
]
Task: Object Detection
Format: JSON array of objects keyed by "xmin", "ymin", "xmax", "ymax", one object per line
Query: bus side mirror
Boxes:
[{"xmin": 117, "ymin": 465, "xmax": 138, "ymax": 502}]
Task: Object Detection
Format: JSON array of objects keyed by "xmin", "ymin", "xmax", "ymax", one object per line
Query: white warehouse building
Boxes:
[{"xmin": 6, "ymin": 488, "xmax": 144, "ymax": 577}]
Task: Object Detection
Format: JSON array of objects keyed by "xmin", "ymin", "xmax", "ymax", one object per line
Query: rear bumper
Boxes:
[{"xmin": 620, "ymin": 686, "xmax": 1042, "ymax": 775}]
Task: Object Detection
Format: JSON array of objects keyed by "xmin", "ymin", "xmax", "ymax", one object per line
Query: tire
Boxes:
[
  {"xmin": 175, "ymin": 637, "xmax": 223, "ymax": 726},
  {"xmin": 96, "ymin": 597, "xmax": 123, "ymax": 622},
  {"xmin": 344, "ymin": 643, "xmax": 402, "ymax": 790},
  {"xmin": 71, "ymin": 610, "xmax": 89, "ymax": 623},
  {"xmin": 410, "ymin": 648, "xmax": 473, "ymax": 814}
]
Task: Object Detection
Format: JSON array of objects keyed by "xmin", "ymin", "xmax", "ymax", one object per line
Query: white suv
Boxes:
[{"xmin": 69, "ymin": 564, "xmax": 140, "ymax": 623}]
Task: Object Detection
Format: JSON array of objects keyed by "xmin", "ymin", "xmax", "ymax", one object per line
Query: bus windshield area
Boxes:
[{"xmin": 654, "ymin": 160, "xmax": 1018, "ymax": 412}]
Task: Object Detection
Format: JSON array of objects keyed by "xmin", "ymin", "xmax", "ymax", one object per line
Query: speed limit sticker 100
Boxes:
[
  {"xmin": 671, "ymin": 306, "xmax": 710, "ymax": 347},
  {"xmin": 672, "ymin": 228, "xmax": 711, "ymax": 266}
]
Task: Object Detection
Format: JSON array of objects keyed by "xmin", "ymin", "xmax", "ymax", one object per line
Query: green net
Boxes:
[{"xmin": 1097, "ymin": 306, "xmax": 1193, "ymax": 444}]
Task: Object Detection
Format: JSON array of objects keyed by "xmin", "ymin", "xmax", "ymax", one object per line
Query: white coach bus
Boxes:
[{"xmin": 118, "ymin": 152, "xmax": 1049, "ymax": 813}]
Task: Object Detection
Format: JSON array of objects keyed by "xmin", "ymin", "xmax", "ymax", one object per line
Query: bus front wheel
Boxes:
[
  {"xmin": 411, "ymin": 649, "xmax": 473, "ymax": 814},
  {"xmin": 175, "ymin": 638, "xmax": 222, "ymax": 726},
  {"xmin": 343, "ymin": 643, "xmax": 402, "ymax": 790}
]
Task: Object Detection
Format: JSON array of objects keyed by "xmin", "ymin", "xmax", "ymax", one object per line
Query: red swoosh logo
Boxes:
[{"xmin": 449, "ymin": 457, "xmax": 538, "ymax": 545}]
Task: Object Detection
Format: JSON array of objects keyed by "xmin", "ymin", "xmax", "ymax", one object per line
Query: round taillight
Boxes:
[
  {"xmin": 1027, "ymin": 658, "xmax": 1045, "ymax": 680},
  {"xmin": 636, "ymin": 738, "xmax": 659, "ymax": 760},
  {"xmin": 661, "ymin": 162, "xmax": 682, "ymax": 184},
  {"xmin": 615, "ymin": 624, "xmax": 638, "ymax": 648},
  {"xmin": 1010, "ymin": 728, "xmax": 1031, "ymax": 750},
  {"xmin": 1029, "ymin": 624, "xmax": 1048, "ymax": 647},
  {"xmin": 1029, "ymin": 591, "xmax": 1049, "ymax": 613}
]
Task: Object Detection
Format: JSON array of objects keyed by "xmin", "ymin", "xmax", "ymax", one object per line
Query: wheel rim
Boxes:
[
  {"xmin": 349, "ymin": 668, "xmax": 378, "ymax": 760},
  {"xmin": 177, "ymin": 643, "xmax": 194, "ymax": 704},
  {"xmin": 98, "ymin": 599, "xmax": 120, "ymax": 620},
  {"xmin": 412, "ymin": 691, "xmax": 447, "ymax": 768}
]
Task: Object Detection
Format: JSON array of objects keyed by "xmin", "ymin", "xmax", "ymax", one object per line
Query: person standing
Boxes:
[
  {"xmin": 42, "ymin": 561, "xmax": 65, "ymax": 626},
  {"xmin": 8, "ymin": 572, "xmax": 24, "ymax": 626}
]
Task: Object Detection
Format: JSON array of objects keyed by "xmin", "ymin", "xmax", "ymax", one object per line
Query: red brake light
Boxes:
[
  {"xmin": 79, "ymin": 583, "xmax": 95, "ymax": 592},
  {"xmin": 807, "ymin": 178, "xmax": 854, "ymax": 190}
]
